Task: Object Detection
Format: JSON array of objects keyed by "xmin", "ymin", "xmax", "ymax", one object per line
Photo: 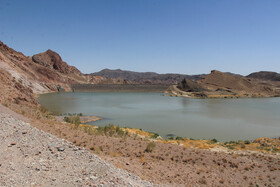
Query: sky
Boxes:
[{"xmin": 0, "ymin": 0, "xmax": 280, "ymax": 75}]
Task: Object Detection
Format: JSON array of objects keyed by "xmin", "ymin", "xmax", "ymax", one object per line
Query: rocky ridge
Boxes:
[
  {"xmin": 91, "ymin": 68, "xmax": 204, "ymax": 84},
  {"xmin": 0, "ymin": 41, "xmax": 112, "ymax": 95},
  {"xmin": 247, "ymin": 71, "xmax": 280, "ymax": 81},
  {"xmin": 175, "ymin": 70, "xmax": 280, "ymax": 98}
]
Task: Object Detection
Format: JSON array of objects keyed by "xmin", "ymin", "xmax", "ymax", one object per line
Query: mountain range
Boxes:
[
  {"xmin": 91, "ymin": 69, "xmax": 205, "ymax": 84},
  {"xmin": 0, "ymin": 39, "xmax": 280, "ymax": 109}
]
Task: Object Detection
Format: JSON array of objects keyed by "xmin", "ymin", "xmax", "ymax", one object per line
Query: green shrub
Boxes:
[
  {"xmin": 96, "ymin": 124, "xmax": 127, "ymax": 138},
  {"xmin": 241, "ymin": 144, "xmax": 246, "ymax": 149},
  {"xmin": 145, "ymin": 142, "xmax": 156, "ymax": 153},
  {"xmin": 83, "ymin": 126, "xmax": 95, "ymax": 135},
  {"xmin": 244, "ymin": 140, "xmax": 250, "ymax": 144},
  {"xmin": 211, "ymin": 139, "xmax": 218, "ymax": 143},
  {"xmin": 176, "ymin": 136, "xmax": 184, "ymax": 141},
  {"xmin": 150, "ymin": 133, "xmax": 159, "ymax": 139},
  {"xmin": 64, "ymin": 115, "xmax": 81, "ymax": 127},
  {"xmin": 228, "ymin": 145, "xmax": 235, "ymax": 150}
]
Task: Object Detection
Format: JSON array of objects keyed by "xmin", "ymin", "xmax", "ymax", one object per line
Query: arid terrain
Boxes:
[
  {"xmin": 172, "ymin": 70, "xmax": 280, "ymax": 98},
  {"xmin": 0, "ymin": 106, "xmax": 152, "ymax": 186},
  {"xmin": 1, "ymin": 40, "xmax": 280, "ymax": 186},
  {"xmin": 91, "ymin": 68, "xmax": 204, "ymax": 84}
]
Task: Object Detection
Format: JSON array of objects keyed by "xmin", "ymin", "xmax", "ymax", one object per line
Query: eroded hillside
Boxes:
[{"xmin": 175, "ymin": 70, "xmax": 280, "ymax": 98}]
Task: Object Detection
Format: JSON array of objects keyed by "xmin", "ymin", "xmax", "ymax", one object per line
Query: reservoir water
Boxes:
[{"xmin": 38, "ymin": 92, "xmax": 280, "ymax": 141}]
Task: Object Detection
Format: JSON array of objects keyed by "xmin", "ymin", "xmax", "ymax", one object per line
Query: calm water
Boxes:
[{"xmin": 38, "ymin": 92, "xmax": 280, "ymax": 141}]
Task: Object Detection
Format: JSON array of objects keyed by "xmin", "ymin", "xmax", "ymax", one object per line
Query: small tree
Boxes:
[{"xmin": 181, "ymin": 78, "xmax": 187, "ymax": 89}]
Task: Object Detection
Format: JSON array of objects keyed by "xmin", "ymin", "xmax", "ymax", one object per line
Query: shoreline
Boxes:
[
  {"xmin": 166, "ymin": 85, "xmax": 280, "ymax": 99},
  {"xmin": 1, "ymin": 103, "xmax": 279, "ymax": 186},
  {"xmin": 38, "ymin": 91, "xmax": 280, "ymax": 142},
  {"xmin": 55, "ymin": 115, "xmax": 103, "ymax": 124}
]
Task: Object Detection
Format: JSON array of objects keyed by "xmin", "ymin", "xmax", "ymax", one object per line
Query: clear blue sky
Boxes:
[{"xmin": 1, "ymin": 0, "xmax": 280, "ymax": 75}]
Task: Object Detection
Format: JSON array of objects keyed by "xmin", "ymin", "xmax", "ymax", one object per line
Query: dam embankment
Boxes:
[{"xmin": 71, "ymin": 84, "xmax": 171, "ymax": 92}]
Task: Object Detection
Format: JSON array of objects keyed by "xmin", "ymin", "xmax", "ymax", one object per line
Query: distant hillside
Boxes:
[
  {"xmin": 174, "ymin": 70, "xmax": 280, "ymax": 98},
  {"xmin": 247, "ymin": 71, "xmax": 280, "ymax": 81},
  {"xmin": 0, "ymin": 40, "xmax": 109, "ymax": 110},
  {"xmin": 91, "ymin": 69, "xmax": 204, "ymax": 84}
]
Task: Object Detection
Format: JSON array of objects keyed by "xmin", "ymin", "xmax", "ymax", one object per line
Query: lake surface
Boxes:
[{"xmin": 38, "ymin": 92, "xmax": 280, "ymax": 141}]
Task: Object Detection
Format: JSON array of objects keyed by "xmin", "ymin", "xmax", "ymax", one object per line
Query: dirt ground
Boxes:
[{"xmin": 0, "ymin": 109, "xmax": 274, "ymax": 186}]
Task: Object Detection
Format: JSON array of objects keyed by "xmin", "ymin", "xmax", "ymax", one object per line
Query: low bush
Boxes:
[
  {"xmin": 150, "ymin": 133, "xmax": 159, "ymax": 139},
  {"xmin": 244, "ymin": 140, "xmax": 251, "ymax": 144},
  {"xmin": 39, "ymin": 105, "xmax": 48, "ymax": 113},
  {"xmin": 211, "ymin": 138, "xmax": 218, "ymax": 143},
  {"xmin": 227, "ymin": 145, "xmax": 235, "ymax": 150},
  {"xmin": 83, "ymin": 126, "xmax": 95, "ymax": 135},
  {"xmin": 176, "ymin": 136, "xmax": 184, "ymax": 141},
  {"xmin": 2, "ymin": 103, "xmax": 8, "ymax": 107},
  {"xmin": 96, "ymin": 124, "xmax": 127, "ymax": 137},
  {"xmin": 145, "ymin": 142, "xmax": 156, "ymax": 153},
  {"xmin": 64, "ymin": 115, "xmax": 81, "ymax": 127}
]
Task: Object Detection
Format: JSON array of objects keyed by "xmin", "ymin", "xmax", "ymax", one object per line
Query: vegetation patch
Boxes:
[
  {"xmin": 210, "ymin": 138, "xmax": 218, "ymax": 143},
  {"xmin": 150, "ymin": 133, "xmax": 160, "ymax": 139},
  {"xmin": 175, "ymin": 136, "xmax": 184, "ymax": 141},
  {"xmin": 145, "ymin": 142, "xmax": 156, "ymax": 153},
  {"xmin": 64, "ymin": 115, "xmax": 81, "ymax": 128},
  {"xmin": 96, "ymin": 124, "xmax": 128, "ymax": 138}
]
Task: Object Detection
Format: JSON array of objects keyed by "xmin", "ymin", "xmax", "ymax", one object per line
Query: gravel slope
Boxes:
[{"xmin": 0, "ymin": 113, "xmax": 153, "ymax": 187}]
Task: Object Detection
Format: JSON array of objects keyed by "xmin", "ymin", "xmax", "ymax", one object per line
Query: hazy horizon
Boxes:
[{"xmin": 1, "ymin": 0, "xmax": 280, "ymax": 75}]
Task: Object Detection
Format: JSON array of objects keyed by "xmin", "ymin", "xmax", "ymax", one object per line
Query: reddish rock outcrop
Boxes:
[{"xmin": 32, "ymin": 49, "xmax": 82, "ymax": 75}]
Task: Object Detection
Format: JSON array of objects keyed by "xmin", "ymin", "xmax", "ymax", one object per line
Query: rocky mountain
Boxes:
[
  {"xmin": 247, "ymin": 71, "xmax": 280, "ymax": 81},
  {"xmin": 0, "ymin": 41, "xmax": 108, "ymax": 92},
  {"xmin": 0, "ymin": 40, "xmax": 109, "ymax": 115},
  {"xmin": 32, "ymin": 49, "xmax": 83, "ymax": 75},
  {"xmin": 175, "ymin": 70, "xmax": 280, "ymax": 98},
  {"xmin": 91, "ymin": 68, "xmax": 204, "ymax": 84}
]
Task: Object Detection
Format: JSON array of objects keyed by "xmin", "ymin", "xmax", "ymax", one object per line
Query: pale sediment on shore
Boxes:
[
  {"xmin": 55, "ymin": 115, "xmax": 103, "ymax": 124},
  {"xmin": 0, "ymin": 113, "xmax": 153, "ymax": 187}
]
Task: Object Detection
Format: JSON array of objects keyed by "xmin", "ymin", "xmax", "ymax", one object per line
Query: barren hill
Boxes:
[
  {"xmin": 1, "ymin": 41, "xmax": 280, "ymax": 186},
  {"xmin": 175, "ymin": 70, "xmax": 280, "ymax": 98},
  {"xmin": 247, "ymin": 71, "xmax": 280, "ymax": 81},
  {"xmin": 199, "ymin": 70, "xmax": 255, "ymax": 90},
  {"xmin": 0, "ymin": 41, "xmax": 105, "ymax": 93},
  {"xmin": 91, "ymin": 68, "xmax": 204, "ymax": 84},
  {"xmin": 0, "ymin": 40, "xmax": 108, "ymax": 116}
]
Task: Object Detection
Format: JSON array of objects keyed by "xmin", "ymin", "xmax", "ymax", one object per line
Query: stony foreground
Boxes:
[{"xmin": 0, "ymin": 113, "xmax": 153, "ymax": 187}]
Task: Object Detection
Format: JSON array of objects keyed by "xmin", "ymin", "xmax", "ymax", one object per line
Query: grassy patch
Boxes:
[
  {"xmin": 96, "ymin": 124, "xmax": 128, "ymax": 138},
  {"xmin": 64, "ymin": 115, "xmax": 81, "ymax": 128}
]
